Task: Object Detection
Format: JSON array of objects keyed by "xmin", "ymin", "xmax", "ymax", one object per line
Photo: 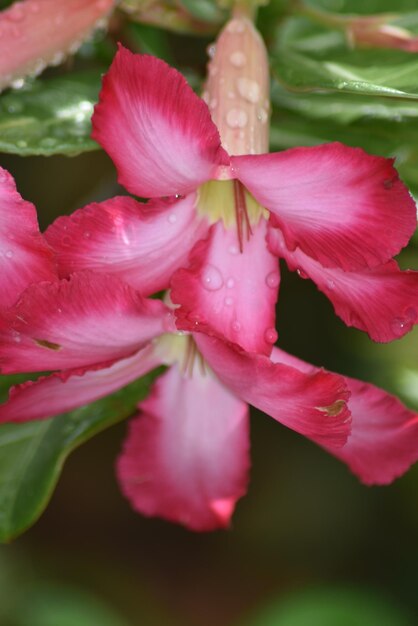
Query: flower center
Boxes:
[
  {"xmin": 196, "ymin": 179, "xmax": 266, "ymax": 249},
  {"xmin": 154, "ymin": 333, "xmax": 206, "ymax": 378}
]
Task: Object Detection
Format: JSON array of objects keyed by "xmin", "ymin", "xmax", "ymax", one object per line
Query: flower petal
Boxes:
[
  {"xmin": 116, "ymin": 363, "xmax": 250, "ymax": 531},
  {"xmin": 171, "ymin": 219, "xmax": 279, "ymax": 355},
  {"xmin": 271, "ymin": 347, "xmax": 418, "ymax": 484},
  {"xmin": 0, "ymin": 344, "xmax": 160, "ymax": 423},
  {"xmin": 196, "ymin": 335, "xmax": 351, "ymax": 447},
  {"xmin": 92, "ymin": 46, "xmax": 229, "ymax": 198},
  {"xmin": 232, "ymin": 143, "xmax": 416, "ymax": 270},
  {"xmin": 45, "ymin": 194, "xmax": 209, "ymax": 295},
  {"xmin": 269, "ymin": 227, "xmax": 418, "ymax": 342},
  {"xmin": 0, "ymin": 0, "xmax": 114, "ymax": 91},
  {"xmin": 0, "ymin": 271, "xmax": 173, "ymax": 374},
  {"xmin": 0, "ymin": 167, "xmax": 56, "ymax": 310}
]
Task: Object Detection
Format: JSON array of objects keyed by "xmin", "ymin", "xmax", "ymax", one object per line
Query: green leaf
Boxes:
[
  {"xmin": 0, "ymin": 368, "xmax": 162, "ymax": 542},
  {"xmin": 0, "ymin": 71, "xmax": 103, "ymax": 156},
  {"xmin": 272, "ymin": 17, "xmax": 418, "ymax": 99},
  {"xmin": 271, "ymin": 81, "xmax": 418, "ymax": 123},
  {"xmin": 244, "ymin": 588, "xmax": 412, "ymax": 626}
]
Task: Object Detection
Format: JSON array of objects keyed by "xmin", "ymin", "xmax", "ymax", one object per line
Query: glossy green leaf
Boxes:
[
  {"xmin": 244, "ymin": 588, "xmax": 412, "ymax": 626},
  {"xmin": 271, "ymin": 81, "xmax": 418, "ymax": 123},
  {"xmin": 272, "ymin": 17, "xmax": 418, "ymax": 99},
  {"xmin": 0, "ymin": 368, "xmax": 162, "ymax": 542},
  {"xmin": 0, "ymin": 71, "xmax": 103, "ymax": 156}
]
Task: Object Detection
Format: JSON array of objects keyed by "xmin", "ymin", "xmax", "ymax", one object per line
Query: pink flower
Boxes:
[
  {"xmin": 0, "ymin": 0, "xmax": 114, "ymax": 92},
  {"xmin": 1, "ymin": 169, "xmax": 418, "ymax": 530},
  {"xmin": 45, "ymin": 23, "xmax": 418, "ymax": 354}
]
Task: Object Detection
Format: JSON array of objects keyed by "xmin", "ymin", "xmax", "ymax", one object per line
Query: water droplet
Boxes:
[
  {"xmin": 6, "ymin": 99, "xmax": 23, "ymax": 114},
  {"xmin": 383, "ymin": 178, "xmax": 394, "ymax": 190},
  {"xmin": 266, "ymin": 271, "xmax": 279, "ymax": 288},
  {"xmin": 209, "ymin": 98, "xmax": 217, "ymax": 110},
  {"xmin": 237, "ymin": 77, "xmax": 260, "ymax": 103},
  {"xmin": 16, "ymin": 139, "xmax": 27, "ymax": 148},
  {"xmin": 224, "ymin": 296, "xmax": 234, "ymax": 306},
  {"xmin": 5, "ymin": 249, "xmax": 13, "ymax": 258},
  {"xmin": 163, "ymin": 311, "xmax": 175, "ymax": 332},
  {"xmin": 265, "ymin": 327, "xmax": 278, "ymax": 344},
  {"xmin": 168, "ymin": 213, "xmax": 177, "ymax": 224},
  {"xmin": 390, "ymin": 308, "xmax": 417, "ymax": 336},
  {"xmin": 257, "ymin": 107, "xmax": 268, "ymax": 124},
  {"xmin": 228, "ymin": 245, "xmax": 239, "ymax": 255},
  {"xmin": 232, "ymin": 320, "xmax": 241, "ymax": 332},
  {"xmin": 51, "ymin": 51, "xmax": 65, "ymax": 66},
  {"xmin": 229, "ymin": 51, "xmax": 246, "ymax": 68},
  {"xmin": 227, "ymin": 19, "xmax": 245, "ymax": 33},
  {"xmin": 207, "ymin": 43, "xmax": 216, "ymax": 59},
  {"xmin": 11, "ymin": 330, "xmax": 21, "ymax": 343},
  {"xmin": 226, "ymin": 108, "xmax": 248, "ymax": 129},
  {"xmin": 11, "ymin": 78, "xmax": 25, "ymax": 90},
  {"xmin": 326, "ymin": 279, "xmax": 335, "ymax": 290},
  {"xmin": 83, "ymin": 230, "xmax": 91, "ymax": 238},
  {"xmin": 226, "ymin": 278, "xmax": 235, "ymax": 288},
  {"xmin": 296, "ymin": 268, "xmax": 308, "ymax": 279},
  {"xmin": 208, "ymin": 64, "xmax": 218, "ymax": 77},
  {"xmin": 40, "ymin": 137, "xmax": 57, "ymax": 148},
  {"xmin": 202, "ymin": 91, "xmax": 209, "ymax": 104},
  {"xmin": 201, "ymin": 265, "xmax": 223, "ymax": 291}
]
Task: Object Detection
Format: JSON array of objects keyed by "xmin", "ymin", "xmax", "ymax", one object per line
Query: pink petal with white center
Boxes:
[
  {"xmin": 231, "ymin": 143, "xmax": 416, "ymax": 270},
  {"xmin": 92, "ymin": 46, "xmax": 229, "ymax": 198},
  {"xmin": 268, "ymin": 227, "xmax": 418, "ymax": 342},
  {"xmin": 196, "ymin": 335, "xmax": 351, "ymax": 448},
  {"xmin": 0, "ymin": 167, "xmax": 56, "ymax": 310},
  {"xmin": 45, "ymin": 194, "xmax": 209, "ymax": 295},
  {"xmin": 271, "ymin": 347, "xmax": 418, "ymax": 484},
  {"xmin": 116, "ymin": 363, "xmax": 250, "ymax": 531},
  {"xmin": 0, "ymin": 271, "xmax": 174, "ymax": 374},
  {"xmin": 0, "ymin": 0, "xmax": 114, "ymax": 92},
  {"xmin": 0, "ymin": 344, "xmax": 160, "ymax": 423},
  {"xmin": 171, "ymin": 219, "xmax": 279, "ymax": 355}
]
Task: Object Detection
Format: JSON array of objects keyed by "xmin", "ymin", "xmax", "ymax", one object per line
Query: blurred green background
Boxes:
[{"xmin": 1, "ymin": 0, "xmax": 418, "ymax": 624}]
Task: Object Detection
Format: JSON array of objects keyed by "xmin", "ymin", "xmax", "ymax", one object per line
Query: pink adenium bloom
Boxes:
[
  {"xmin": 45, "ymin": 17, "xmax": 418, "ymax": 354},
  {"xmin": 1, "ymin": 168, "xmax": 418, "ymax": 530},
  {"xmin": 0, "ymin": 0, "xmax": 114, "ymax": 92}
]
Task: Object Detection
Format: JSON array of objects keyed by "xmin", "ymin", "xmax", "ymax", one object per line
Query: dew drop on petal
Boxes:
[
  {"xmin": 209, "ymin": 98, "xmax": 218, "ymax": 110},
  {"xmin": 232, "ymin": 320, "xmax": 241, "ymax": 332},
  {"xmin": 201, "ymin": 265, "xmax": 224, "ymax": 291},
  {"xmin": 207, "ymin": 43, "xmax": 216, "ymax": 58},
  {"xmin": 326, "ymin": 279, "xmax": 335, "ymax": 290},
  {"xmin": 296, "ymin": 268, "xmax": 308, "ymax": 279},
  {"xmin": 257, "ymin": 107, "xmax": 269, "ymax": 124},
  {"xmin": 265, "ymin": 327, "xmax": 278, "ymax": 344},
  {"xmin": 11, "ymin": 330, "xmax": 21, "ymax": 343},
  {"xmin": 5, "ymin": 250, "xmax": 13, "ymax": 258},
  {"xmin": 167, "ymin": 213, "xmax": 177, "ymax": 224},
  {"xmin": 224, "ymin": 296, "xmax": 234, "ymax": 306},
  {"xmin": 228, "ymin": 245, "xmax": 239, "ymax": 255},
  {"xmin": 83, "ymin": 231, "xmax": 91, "ymax": 238},
  {"xmin": 265, "ymin": 271, "xmax": 279, "ymax": 288},
  {"xmin": 236, "ymin": 77, "xmax": 260, "ymax": 103},
  {"xmin": 390, "ymin": 308, "xmax": 417, "ymax": 337},
  {"xmin": 229, "ymin": 51, "xmax": 246, "ymax": 68},
  {"xmin": 226, "ymin": 278, "xmax": 235, "ymax": 288},
  {"xmin": 226, "ymin": 108, "xmax": 248, "ymax": 129}
]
